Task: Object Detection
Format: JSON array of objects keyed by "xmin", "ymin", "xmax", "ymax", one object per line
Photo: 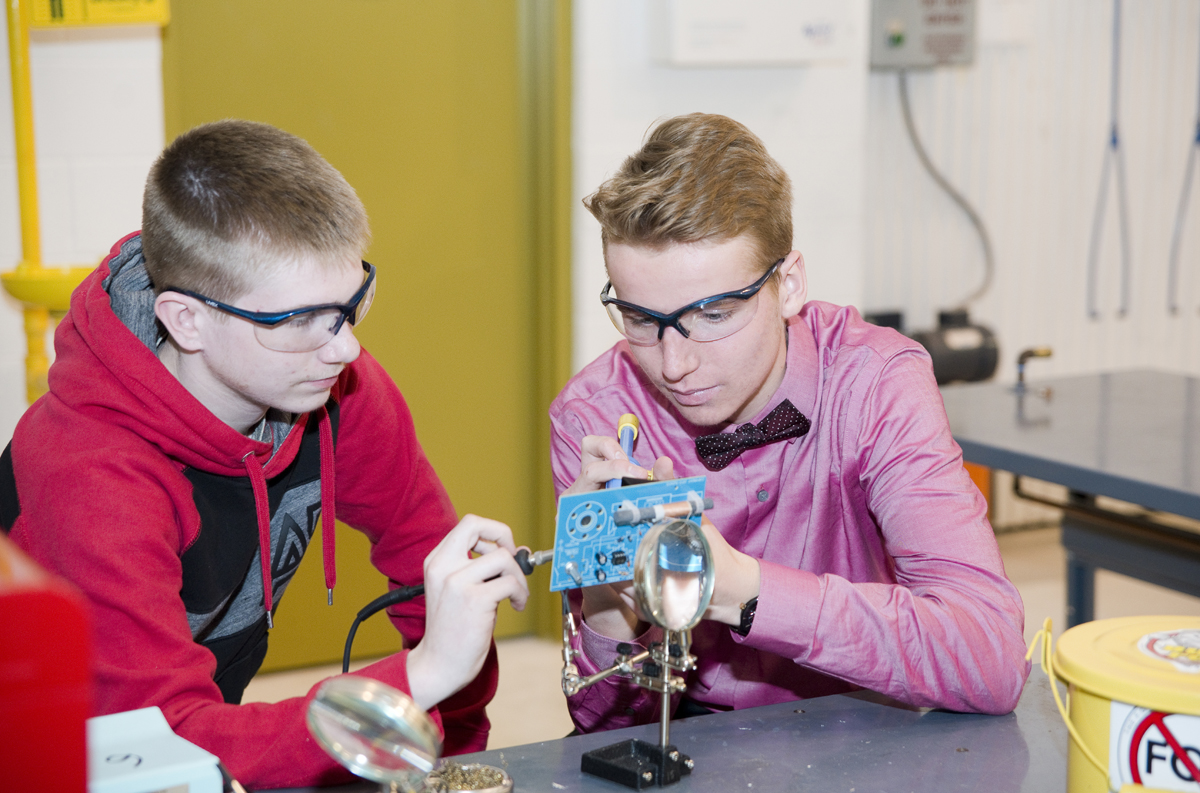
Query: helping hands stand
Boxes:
[
  {"xmin": 562, "ymin": 612, "xmax": 697, "ymax": 789},
  {"xmin": 556, "ymin": 475, "xmax": 714, "ymax": 790}
]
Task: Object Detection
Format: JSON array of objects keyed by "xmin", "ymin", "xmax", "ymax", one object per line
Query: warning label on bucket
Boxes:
[
  {"xmin": 1110, "ymin": 701, "xmax": 1200, "ymax": 792},
  {"xmin": 1140, "ymin": 629, "xmax": 1200, "ymax": 674}
]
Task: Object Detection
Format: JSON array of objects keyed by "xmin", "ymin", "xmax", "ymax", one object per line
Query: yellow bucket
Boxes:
[{"xmin": 1029, "ymin": 616, "xmax": 1200, "ymax": 793}]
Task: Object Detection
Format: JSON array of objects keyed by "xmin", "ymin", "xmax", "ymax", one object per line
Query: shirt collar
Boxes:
[{"xmin": 737, "ymin": 311, "xmax": 820, "ymax": 439}]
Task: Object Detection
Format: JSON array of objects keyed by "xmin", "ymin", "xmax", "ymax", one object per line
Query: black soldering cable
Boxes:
[
  {"xmin": 342, "ymin": 584, "xmax": 425, "ymax": 674},
  {"xmin": 341, "ymin": 548, "xmax": 542, "ymax": 674}
]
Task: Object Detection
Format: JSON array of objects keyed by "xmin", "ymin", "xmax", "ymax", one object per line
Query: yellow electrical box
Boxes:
[{"xmin": 31, "ymin": 0, "xmax": 168, "ymax": 28}]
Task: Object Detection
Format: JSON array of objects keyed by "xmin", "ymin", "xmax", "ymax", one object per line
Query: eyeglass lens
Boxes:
[
  {"xmin": 253, "ymin": 272, "xmax": 377, "ymax": 352},
  {"xmin": 606, "ymin": 291, "xmax": 761, "ymax": 346}
]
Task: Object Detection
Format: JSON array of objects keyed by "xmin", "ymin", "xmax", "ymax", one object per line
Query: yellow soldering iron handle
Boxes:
[
  {"xmin": 606, "ymin": 414, "xmax": 642, "ymax": 489},
  {"xmin": 617, "ymin": 413, "xmax": 639, "ymax": 442}
]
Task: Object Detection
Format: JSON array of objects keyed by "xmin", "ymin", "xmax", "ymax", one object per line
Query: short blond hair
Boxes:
[
  {"xmin": 583, "ymin": 113, "xmax": 792, "ymax": 273},
  {"xmin": 142, "ymin": 119, "xmax": 371, "ymax": 301}
]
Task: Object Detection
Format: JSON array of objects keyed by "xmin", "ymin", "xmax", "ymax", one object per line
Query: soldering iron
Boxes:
[{"xmin": 341, "ymin": 546, "xmax": 554, "ymax": 673}]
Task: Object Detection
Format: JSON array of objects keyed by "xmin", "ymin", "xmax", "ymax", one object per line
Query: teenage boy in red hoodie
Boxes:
[
  {"xmin": 1, "ymin": 120, "xmax": 528, "ymax": 788},
  {"xmin": 551, "ymin": 113, "xmax": 1028, "ymax": 733}
]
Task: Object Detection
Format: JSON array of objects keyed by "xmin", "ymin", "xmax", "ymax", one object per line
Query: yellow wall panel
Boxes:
[{"xmin": 162, "ymin": 0, "xmax": 568, "ymax": 670}]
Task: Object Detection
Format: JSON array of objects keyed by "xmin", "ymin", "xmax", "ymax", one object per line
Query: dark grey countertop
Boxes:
[
  {"xmin": 940, "ymin": 369, "xmax": 1200, "ymax": 518},
  {"xmin": 286, "ymin": 673, "xmax": 1067, "ymax": 792}
]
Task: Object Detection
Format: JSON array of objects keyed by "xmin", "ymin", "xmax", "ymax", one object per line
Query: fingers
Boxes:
[
  {"xmin": 429, "ymin": 515, "xmax": 517, "ymax": 565},
  {"xmin": 457, "ymin": 542, "xmax": 526, "ymax": 585},
  {"xmin": 478, "ymin": 574, "xmax": 529, "ymax": 612},
  {"xmin": 440, "ymin": 542, "xmax": 531, "ymax": 609},
  {"xmin": 565, "ymin": 435, "xmax": 652, "ymax": 495},
  {"xmin": 651, "ymin": 455, "xmax": 675, "ymax": 482},
  {"xmin": 580, "ymin": 434, "xmax": 627, "ymax": 464}
]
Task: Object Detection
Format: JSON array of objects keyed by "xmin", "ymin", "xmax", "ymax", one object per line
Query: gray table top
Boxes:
[
  {"xmin": 940, "ymin": 369, "xmax": 1200, "ymax": 519},
  {"xmin": 292, "ymin": 674, "xmax": 1067, "ymax": 792}
]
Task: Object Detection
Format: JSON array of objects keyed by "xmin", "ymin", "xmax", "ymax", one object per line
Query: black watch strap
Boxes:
[{"xmin": 733, "ymin": 596, "xmax": 758, "ymax": 637}]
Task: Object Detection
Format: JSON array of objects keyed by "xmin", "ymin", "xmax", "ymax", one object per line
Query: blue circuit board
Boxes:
[{"xmin": 549, "ymin": 476, "xmax": 708, "ymax": 592}]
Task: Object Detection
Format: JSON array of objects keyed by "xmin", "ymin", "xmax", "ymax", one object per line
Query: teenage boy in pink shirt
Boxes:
[{"xmin": 550, "ymin": 113, "xmax": 1028, "ymax": 733}]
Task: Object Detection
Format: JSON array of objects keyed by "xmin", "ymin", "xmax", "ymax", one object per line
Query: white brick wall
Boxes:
[
  {"xmin": 0, "ymin": 22, "xmax": 162, "ymax": 444},
  {"xmin": 571, "ymin": 0, "xmax": 871, "ymax": 372}
]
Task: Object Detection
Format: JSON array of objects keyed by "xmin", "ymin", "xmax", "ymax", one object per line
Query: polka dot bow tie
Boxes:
[{"xmin": 694, "ymin": 399, "xmax": 811, "ymax": 471}]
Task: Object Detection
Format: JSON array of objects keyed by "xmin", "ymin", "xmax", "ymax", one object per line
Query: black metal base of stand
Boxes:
[{"xmin": 581, "ymin": 738, "xmax": 692, "ymax": 789}]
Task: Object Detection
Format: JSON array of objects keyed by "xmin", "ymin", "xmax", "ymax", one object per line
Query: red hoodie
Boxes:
[{"xmin": 6, "ymin": 233, "xmax": 497, "ymax": 788}]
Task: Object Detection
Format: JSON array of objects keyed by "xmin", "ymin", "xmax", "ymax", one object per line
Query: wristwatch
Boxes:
[{"xmin": 733, "ymin": 596, "xmax": 758, "ymax": 637}]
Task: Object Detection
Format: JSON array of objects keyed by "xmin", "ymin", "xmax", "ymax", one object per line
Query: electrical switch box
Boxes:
[
  {"xmin": 651, "ymin": 0, "xmax": 855, "ymax": 66},
  {"xmin": 870, "ymin": 0, "xmax": 976, "ymax": 69}
]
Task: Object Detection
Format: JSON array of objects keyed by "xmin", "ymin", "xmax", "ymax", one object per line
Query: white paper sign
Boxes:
[
  {"xmin": 1110, "ymin": 700, "xmax": 1200, "ymax": 792},
  {"xmin": 88, "ymin": 707, "xmax": 222, "ymax": 793}
]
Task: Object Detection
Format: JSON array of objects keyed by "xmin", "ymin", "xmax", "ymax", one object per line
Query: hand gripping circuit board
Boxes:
[{"xmin": 549, "ymin": 476, "xmax": 708, "ymax": 592}]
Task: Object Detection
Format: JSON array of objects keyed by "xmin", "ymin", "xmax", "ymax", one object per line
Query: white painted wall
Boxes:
[
  {"xmin": 0, "ymin": 23, "xmax": 162, "ymax": 445},
  {"xmin": 572, "ymin": 0, "xmax": 871, "ymax": 371},
  {"xmin": 863, "ymin": 0, "xmax": 1200, "ymax": 381},
  {"xmin": 4, "ymin": 1, "xmax": 1197, "ymax": 445}
]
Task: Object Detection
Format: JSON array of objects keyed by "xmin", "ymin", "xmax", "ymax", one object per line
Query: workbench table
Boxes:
[
  {"xmin": 940, "ymin": 369, "xmax": 1200, "ymax": 625},
  {"xmin": 286, "ymin": 673, "xmax": 1066, "ymax": 792}
]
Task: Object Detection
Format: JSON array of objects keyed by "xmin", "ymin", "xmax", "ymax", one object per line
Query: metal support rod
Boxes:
[
  {"xmin": 659, "ymin": 648, "xmax": 671, "ymax": 749},
  {"xmin": 1011, "ymin": 475, "xmax": 1189, "ymax": 537},
  {"xmin": 567, "ymin": 650, "xmax": 651, "ymax": 696}
]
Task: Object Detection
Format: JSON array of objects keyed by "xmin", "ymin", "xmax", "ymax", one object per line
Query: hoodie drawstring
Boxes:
[
  {"xmin": 242, "ymin": 450, "xmax": 275, "ymax": 629},
  {"xmin": 318, "ymin": 406, "xmax": 337, "ymax": 604},
  {"xmin": 242, "ymin": 406, "xmax": 338, "ymax": 630}
]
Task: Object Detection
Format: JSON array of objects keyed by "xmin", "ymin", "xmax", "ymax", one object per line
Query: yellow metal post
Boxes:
[
  {"xmin": 2, "ymin": 0, "xmax": 96, "ymax": 403},
  {"xmin": 8, "ymin": 0, "xmax": 40, "ymax": 266},
  {"xmin": 22, "ymin": 306, "xmax": 48, "ymax": 403}
]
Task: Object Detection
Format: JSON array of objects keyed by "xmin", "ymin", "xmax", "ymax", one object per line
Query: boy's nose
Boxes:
[
  {"xmin": 319, "ymin": 320, "xmax": 361, "ymax": 365},
  {"xmin": 659, "ymin": 326, "xmax": 697, "ymax": 381}
]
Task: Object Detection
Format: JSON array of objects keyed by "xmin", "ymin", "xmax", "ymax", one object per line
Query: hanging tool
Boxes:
[
  {"xmin": 897, "ymin": 70, "xmax": 994, "ymax": 312},
  {"xmin": 1085, "ymin": 0, "xmax": 1132, "ymax": 320},
  {"xmin": 1168, "ymin": 10, "xmax": 1200, "ymax": 315},
  {"xmin": 897, "ymin": 70, "xmax": 999, "ymax": 384}
]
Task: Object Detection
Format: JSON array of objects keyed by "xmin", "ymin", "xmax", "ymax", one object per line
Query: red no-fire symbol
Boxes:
[{"xmin": 1128, "ymin": 711, "xmax": 1200, "ymax": 788}]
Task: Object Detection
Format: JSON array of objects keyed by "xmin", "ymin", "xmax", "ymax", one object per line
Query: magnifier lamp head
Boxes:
[
  {"xmin": 632, "ymin": 518, "xmax": 715, "ymax": 631},
  {"xmin": 306, "ymin": 676, "xmax": 442, "ymax": 791}
]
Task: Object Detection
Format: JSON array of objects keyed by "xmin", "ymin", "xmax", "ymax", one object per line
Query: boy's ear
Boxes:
[
  {"xmin": 777, "ymin": 251, "xmax": 808, "ymax": 319},
  {"xmin": 154, "ymin": 291, "xmax": 207, "ymax": 352}
]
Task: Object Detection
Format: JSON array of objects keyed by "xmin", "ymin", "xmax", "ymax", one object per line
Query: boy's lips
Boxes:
[
  {"xmin": 308, "ymin": 374, "xmax": 341, "ymax": 389},
  {"xmin": 667, "ymin": 385, "xmax": 717, "ymax": 406}
]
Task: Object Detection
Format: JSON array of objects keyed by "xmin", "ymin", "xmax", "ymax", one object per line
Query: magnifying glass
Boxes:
[
  {"xmin": 306, "ymin": 676, "xmax": 441, "ymax": 792},
  {"xmin": 632, "ymin": 517, "xmax": 714, "ymax": 632},
  {"xmin": 306, "ymin": 677, "xmax": 513, "ymax": 793}
]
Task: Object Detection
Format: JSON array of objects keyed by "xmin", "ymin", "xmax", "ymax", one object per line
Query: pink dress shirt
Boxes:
[{"xmin": 549, "ymin": 301, "xmax": 1029, "ymax": 733}]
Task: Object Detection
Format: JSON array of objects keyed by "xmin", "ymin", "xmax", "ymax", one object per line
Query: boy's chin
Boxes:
[
  {"xmin": 275, "ymin": 389, "xmax": 334, "ymax": 416},
  {"xmin": 669, "ymin": 398, "xmax": 736, "ymax": 429}
]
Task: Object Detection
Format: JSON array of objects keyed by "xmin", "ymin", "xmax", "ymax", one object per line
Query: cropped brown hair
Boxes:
[
  {"xmin": 583, "ymin": 113, "xmax": 792, "ymax": 273},
  {"xmin": 142, "ymin": 119, "xmax": 370, "ymax": 301}
]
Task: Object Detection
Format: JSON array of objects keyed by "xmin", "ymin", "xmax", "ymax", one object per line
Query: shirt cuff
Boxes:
[
  {"xmin": 731, "ymin": 559, "xmax": 823, "ymax": 661},
  {"xmin": 579, "ymin": 618, "xmax": 661, "ymax": 672}
]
